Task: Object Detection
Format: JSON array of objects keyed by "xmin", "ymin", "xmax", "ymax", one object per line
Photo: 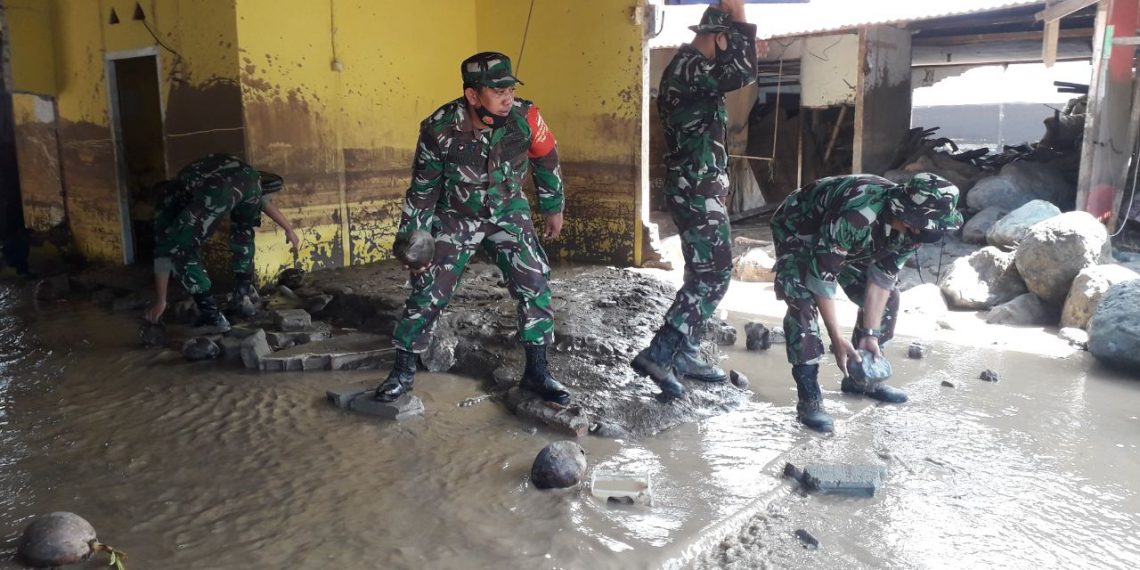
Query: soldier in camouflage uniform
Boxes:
[
  {"xmin": 770, "ymin": 173, "xmax": 963, "ymax": 432},
  {"xmin": 632, "ymin": 1, "xmax": 757, "ymax": 401},
  {"xmin": 373, "ymin": 52, "xmax": 571, "ymax": 406},
  {"xmin": 144, "ymin": 153, "xmax": 300, "ymax": 333}
]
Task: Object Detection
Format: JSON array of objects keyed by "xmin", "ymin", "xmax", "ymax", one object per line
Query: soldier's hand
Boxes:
[
  {"xmin": 831, "ymin": 338, "xmax": 860, "ymax": 376},
  {"xmin": 144, "ymin": 301, "xmax": 166, "ymax": 324},
  {"xmin": 544, "ymin": 212, "xmax": 564, "ymax": 240},
  {"xmin": 285, "ymin": 229, "xmax": 300, "ymax": 253},
  {"xmin": 858, "ymin": 336, "xmax": 882, "ymax": 361}
]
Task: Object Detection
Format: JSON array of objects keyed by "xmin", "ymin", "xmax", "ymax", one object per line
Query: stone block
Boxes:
[
  {"xmin": 801, "ymin": 463, "xmax": 887, "ymax": 496},
  {"xmin": 217, "ymin": 336, "xmax": 243, "ymax": 363},
  {"xmin": 338, "ymin": 392, "xmax": 425, "ymax": 421},
  {"xmin": 272, "ymin": 309, "xmax": 312, "ymax": 332},
  {"xmin": 240, "ymin": 329, "xmax": 271, "ymax": 370},
  {"xmin": 506, "ymin": 388, "xmax": 590, "ymax": 437}
]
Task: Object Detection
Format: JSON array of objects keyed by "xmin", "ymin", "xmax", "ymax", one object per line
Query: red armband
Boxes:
[{"xmin": 527, "ymin": 106, "xmax": 557, "ymax": 158}]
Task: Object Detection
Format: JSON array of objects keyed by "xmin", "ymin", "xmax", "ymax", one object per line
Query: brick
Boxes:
[
  {"xmin": 344, "ymin": 392, "xmax": 424, "ymax": 421},
  {"xmin": 801, "ymin": 464, "xmax": 886, "ymax": 496},
  {"xmin": 272, "ymin": 309, "xmax": 312, "ymax": 332}
]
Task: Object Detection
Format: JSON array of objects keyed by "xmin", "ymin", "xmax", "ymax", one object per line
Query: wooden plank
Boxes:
[
  {"xmin": 914, "ymin": 28, "xmax": 1093, "ymax": 47},
  {"xmin": 1036, "ymin": 0, "xmax": 1101, "ymax": 23},
  {"xmin": 1043, "ymin": 19, "xmax": 1061, "ymax": 67}
]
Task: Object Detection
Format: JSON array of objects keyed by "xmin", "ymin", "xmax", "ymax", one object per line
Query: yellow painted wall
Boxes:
[{"xmin": 7, "ymin": 0, "xmax": 57, "ymax": 95}]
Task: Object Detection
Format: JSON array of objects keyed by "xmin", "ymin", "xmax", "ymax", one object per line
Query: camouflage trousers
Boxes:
[
  {"xmin": 663, "ymin": 187, "xmax": 733, "ymax": 336},
  {"xmin": 392, "ymin": 212, "xmax": 555, "ymax": 353},
  {"xmin": 774, "ymin": 256, "xmax": 899, "ymax": 366},
  {"xmin": 154, "ymin": 185, "xmax": 256, "ymax": 296}
]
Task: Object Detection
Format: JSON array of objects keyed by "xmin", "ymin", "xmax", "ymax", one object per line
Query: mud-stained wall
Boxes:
[
  {"xmin": 7, "ymin": 0, "xmax": 57, "ymax": 95},
  {"xmin": 476, "ymin": 0, "xmax": 643, "ymax": 264},
  {"xmin": 235, "ymin": 0, "xmax": 478, "ymax": 278},
  {"xmin": 11, "ymin": 95, "xmax": 66, "ymax": 231}
]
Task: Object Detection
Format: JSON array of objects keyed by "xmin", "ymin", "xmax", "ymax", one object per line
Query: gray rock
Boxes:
[
  {"xmin": 986, "ymin": 200, "xmax": 1061, "ymax": 250},
  {"xmin": 729, "ymin": 370, "xmax": 750, "ymax": 389},
  {"xmin": 966, "ymin": 174, "xmax": 1035, "ymax": 212},
  {"xmin": 801, "ymin": 464, "xmax": 887, "ymax": 496},
  {"xmin": 393, "ymin": 230, "xmax": 435, "ymax": 270},
  {"xmin": 182, "ymin": 337, "xmax": 221, "ymax": 361},
  {"xmin": 1058, "ymin": 327, "xmax": 1089, "ymax": 349},
  {"xmin": 218, "ymin": 336, "xmax": 244, "ymax": 363},
  {"xmin": 422, "ymin": 334, "xmax": 458, "ymax": 373},
  {"xmin": 272, "ymin": 309, "xmax": 312, "ymax": 332},
  {"xmin": 1015, "ymin": 211, "xmax": 1109, "ymax": 305},
  {"xmin": 967, "ymin": 161, "xmax": 1074, "ymax": 211},
  {"xmin": 794, "ymin": 529, "xmax": 819, "ymax": 550},
  {"xmin": 166, "ymin": 297, "xmax": 198, "ymax": 324},
  {"xmin": 985, "ymin": 293, "xmax": 1056, "ymax": 326},
  {"xmin": 278, "ymin": 268, "xmax": 305, "ymax": 289},
  {"xmin": 704, "ymin": 319, "xmax": 738, "ymax": 346},
  {"xmin": 939, "ymin": 247, "xmax": 1028, "ymax": 310},
  {"xmin": 733, "ymin": 248, "xmax": 776, "ymax": 282},
  {"xmin": 1061, "ymin": 264, "xmax": 1140, "ymax": 330},
  {"xmin": 1088, "ymin": 280, "xmax": 1140, "ymax": 372},
  {"xmin": 941, "ymin": 380, "xmax": 956, "ymax": 388},
  {"xmin": 491, "ymin": 366, "xmax": 517, "ymax": 390},
  {"xmin": 979, "ymin": 369, "xmax": 1000, "ymax": 382},
  {"xmin": 770, "ymin": 326, "xmax": 786, "ymax": 344},
  {"xmin": 846, "ymin": 350, "xmax": 892, "ymax": 383},
  {"xmin": 240, "ymin": 329, "xmax": 271, "ymax": 370},
  {"xmin": 530, "ymin": 441, "xmax": 588, "ymax": 490},
  {"xmin": 745, "ymin": 322, "xmax": 772, "ymax": 351},
  {"xmin": 907, "ymin": 342, "xmax": 926, "ymax": 359},
  {"xmin": 18, "ymin": 512, "xmax": 97, "ymax": 568},
  {"xmin": 348, "ymin": 393, "xmax": 425, "ymax": 421},
  {"xmin": 961, "ymin": 207, "xmax": 1006, "ymax": 245}
]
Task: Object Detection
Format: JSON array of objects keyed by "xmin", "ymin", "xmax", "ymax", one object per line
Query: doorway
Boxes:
[{"xmin": 108, "ymin": 52, "xmax": 167, "ymax": 265}]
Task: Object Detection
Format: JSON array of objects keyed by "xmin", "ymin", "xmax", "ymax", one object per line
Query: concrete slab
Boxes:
[
  {"xmin": 326, "ymin": 386, "xmax": 423, "ymax": 421},
  {"xmin": 259, "ymin": 332, "xmax": 391, "ymax": 372},
  {"xmin": 801, "ymin": 463, "xmax": 887, "ymax": 497},
  {"xmin": 272, "ymin": 309, "xmax": 312, "ymax": 332}
]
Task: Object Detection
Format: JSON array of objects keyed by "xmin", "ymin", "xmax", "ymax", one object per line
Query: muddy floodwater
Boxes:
[{"xmin": 1, "ymin": 280, "xmax": 1138, "ymax": 569}]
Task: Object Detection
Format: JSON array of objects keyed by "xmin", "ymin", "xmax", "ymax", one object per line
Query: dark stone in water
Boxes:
[
  {"xmin": 18, "ymin": 512, "xmax": 97, "ymax": 567},
  {"xmin": 794, "ymin": 528, "xmax": 820, "ymax": 550},
  {"xmin": 847, "ymin": 350, "xmax": 892, "ymax": 383},
  {"xmin": 730, "ymin": 370, "xmax": 750, "ymax": 389},
  {"xmin": 979, "ymin": 369, "xmax": 1000, "ymax": 382},
  {"xmin": 393, "ymin": 230, "xmax": 435, "ymax": 270},
  {"xmin": 704, "ymin": 320, "xmax": 738, "ymax": 346},
  {"xmin": 182, "ymin": 337, "xmax": 221, "ymax": 361},
  {"xmin": 530, "ymin": 441, "xmax": 587, "ymax": 489},
  {"xmin": 745, "ymin": 322, "xmax": 771, "ymax": 351},
  {"xmin": 907, "ymin": 342, "xmax": 926, "ymax": 359},
  {"xmin": 783, "ymin": 461, "xmax": 804, "ymax": 482},
  {"xmin": 139, "ymin": 321, "xmax": 166, "ymax": 348}
]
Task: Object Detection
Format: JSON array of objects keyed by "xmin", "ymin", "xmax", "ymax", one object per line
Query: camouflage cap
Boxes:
[
  {"xmin": 461, "ymin": 52, "xmax": 524, "ymax": 88},
  {"xmin": 889, "ymin": 173, "xmax": 964, "ymax": 232},
  {"xmin": 689, "ymin": 6, "xmax": 733, "ymax": 34},
  {"xmin": 258, "ymin": 171, "xmax": 284, "ymax": 194}
]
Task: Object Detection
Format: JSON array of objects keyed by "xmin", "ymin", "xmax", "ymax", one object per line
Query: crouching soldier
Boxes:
[{"xmin": 144, "ymin": 153, "xmax": 299, "ymax": 332}]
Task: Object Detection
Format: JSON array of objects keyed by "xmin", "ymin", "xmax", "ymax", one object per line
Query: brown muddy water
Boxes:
[{"xmin": 1, "ymin": 281, "xmax": 1139, "ymax": 569}]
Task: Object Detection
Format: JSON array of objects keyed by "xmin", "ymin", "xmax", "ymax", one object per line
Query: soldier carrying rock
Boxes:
[
  {"xmin": 373, "ymin": 52, "xmax": 571, "ymax": 406},
  {"xmin": 144, "ymin": 153, "xmax": 300, "ymax": 333},
  {"xmin": 770, "ymin": 173, "xmax": 963, "ymax": 433}
]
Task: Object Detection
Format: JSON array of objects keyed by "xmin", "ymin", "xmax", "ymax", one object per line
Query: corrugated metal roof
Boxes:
[{"xmin": 649, "ymin": 0, "xmax": 1045, "ymax": 48}]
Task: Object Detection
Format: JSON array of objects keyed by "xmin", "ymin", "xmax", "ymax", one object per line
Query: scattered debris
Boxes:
[
  {"xmin": 744, "ymin": 322, "xmax": 772, "ymax": 351},
  {"xmin": 393, "ymin": 230, "xmax": 435, "ymax": 270},
  {"xmin": 800, "ymin": 464, "xmax": 887, "ymax": 496},
  {"xmin": 979, "ymin": 369, "xmax": 1000, "ymax": 382},
  {"xmin": 531, "ymin": 441, "xmax": 588, "ymax": 490},
  {"xmin": 907, "ymin": 342, "xmax": 926, "ymax": 359},
  {"xmin": 590, "ymin": 470, "xmax": 652, "ymax": 505},
  {"xmin": 181, "ymin": 337, "xmax": 220, "ymax": 362},
  {"xmin": 729, "ymin": 370, "xmax": 750, "ymax": 390},
  {"xmin": 941, "ymin": 380, "xmax": 957, "ymax": 388},
  {"xmin": 794, "ymin": 528, "xmax": 820, "ymax": 550}
]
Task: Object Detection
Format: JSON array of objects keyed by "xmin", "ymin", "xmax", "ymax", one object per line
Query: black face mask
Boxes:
[{"xmin": 475, "ymin": 104, "xmax": 509, "ymax": 129}]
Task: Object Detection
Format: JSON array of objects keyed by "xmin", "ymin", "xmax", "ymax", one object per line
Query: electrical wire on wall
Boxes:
[
  {"xmin": 515, "ymin": 0, "xmax": 537, "ymax": 76},
  {"xmin": 140, "ymin": 17, "xmax": 185, "ymax": 82}
]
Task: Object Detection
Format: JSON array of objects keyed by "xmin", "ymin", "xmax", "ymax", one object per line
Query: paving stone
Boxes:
[
  {"xmin": 258, "ymin": 333, "xmax": 390, "ymax": 372},
  {"xmin": 305, "ymin": 294, "xmax": 334, "ymax": 313},
  {"xmin": 801, "ymin": 463, "xmax": 887, "ymax": 496},
  {"xmin": 272, "ymin": 309, "xmax": 312, "ymax": 332},
  {"xmin": 505, "ymin": 388, "xmax": 590, "ymax": 437},
  {"xmin": 336, "ymin": 391, "xmax": 424, "ymax": 421},
  {"xmin": 240, "ymin": 329, "xmax": 271, "ymax": 370},
  {"xmin": 265, "ymin": 322, "xmax": 332, "ymax": 349}
]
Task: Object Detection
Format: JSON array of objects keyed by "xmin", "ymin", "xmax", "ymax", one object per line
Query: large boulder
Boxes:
[
  {"xmin": 961, "ymin": 207, "xmax": 1006, "ymax": 245},
  {"xmin": 985, "ymin": 293, "xmax": 1056, "ymax": 326},
  {"xmin": 1061, "ymin": 264, "xmax": 1140, "ymax": 330},
  {"xmin": 1088, "ymin": 280, "xmax": 1140, "ymax": 373},
  {"xmin": 986, "ymin": 200, "xmax": 1061, "ymax": 250},
  {"xmin": 966, "ymin": 161, "xmax": 1074, "ymax": 211},
  {"xmin": 938, "ymin": 247, "xmax": 1028, "ymax": 309},
  {"xmin": 1015, "ymin": 212, "xmax": 1109, "ymax": 305}
]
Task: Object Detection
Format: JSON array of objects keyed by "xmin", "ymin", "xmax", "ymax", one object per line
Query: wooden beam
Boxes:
[
  {"xmin": 914, "ymin": 28, "xmax": 1093, "ymax": 46},
  {"xmin": 1036, "ymin": 0, "xmax": 1101, "ymax": 23},
  {"xmin": 1043, "ymin": 20, "xmax": 1061, "ymax": 67}
]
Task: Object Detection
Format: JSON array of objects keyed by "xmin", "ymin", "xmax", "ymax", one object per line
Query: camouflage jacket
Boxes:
[
  {"xmin": 400, "ymin": 97, "xmax": 564, "ymax": 237},
  {"xmin": 658, "ymin": 21, "xmax": 757, "ymax": 196},
  {"xmin": 771, "ymin": 175, "xmax": 919, "ymax": 299},
  {"xmin": 166, "ymin": 154, "xmax": 264, "ymax": 231}
]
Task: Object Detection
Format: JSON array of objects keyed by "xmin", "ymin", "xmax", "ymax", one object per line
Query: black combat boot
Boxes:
[
  {"xmin": 632, "ymin": 325, "xmax": 686, "ymax": 401},
  {"xmin": 841, "ymin": 375, "xmax": 908, "ymax": 403},
  {"xmin": 229, "ymin": 272, "xmax": 260, "ymax": 318},
  {"xmin": 192, "ymin": 293, "xmax": 232, "ymax": 334},
  {"xmin": 374, "ymin": 349, "xmax": 417, "ymax": 402},
  {"xmin": 519, "ymin": 344, "xmax": 571, "ymax": 406},
  {"xmin": 673, "ymin": 333, "xmax": 727, "ymax": 383},
  {"xmin": 793, "ymin": 364, "xmax": 834, "ymax": 433}
]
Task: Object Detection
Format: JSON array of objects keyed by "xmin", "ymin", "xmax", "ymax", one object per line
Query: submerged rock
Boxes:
[
  {"xmin": 729, "ymin": 370, "xmax": 750, "ymax": 389},
  {"xmin": 139, "ymin": 321, "xmax": 166, "ymax": 348},
  {"xmin": 18, "ymin": 512, "xmax": 97, "ymax": 567},
  {"xmin": 530, "ymin": 441, "xmax": 588, "ymax": 490},
  {"xmin": 744, "ymin": 322, "xmax": 772, "ymax": 351},
  {"xmin": 979, "ymin": 369, "xmax": 1000, "ymax": 382},
  {"xmin": 182, "ymin": 337, "xmax": 220, "ymax": 361},
  {"xmin": 907, "ymin": 342, "xmax": 926, "ymax": 359},
  {"xmin": 704, "ymin": 319, "xmax": 738, "ymax": 346}
]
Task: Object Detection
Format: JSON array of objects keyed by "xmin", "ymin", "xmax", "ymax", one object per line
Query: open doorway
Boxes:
[{"xmin": 108, "ymin": 52, "xmax": 167, "ymax": 265}]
